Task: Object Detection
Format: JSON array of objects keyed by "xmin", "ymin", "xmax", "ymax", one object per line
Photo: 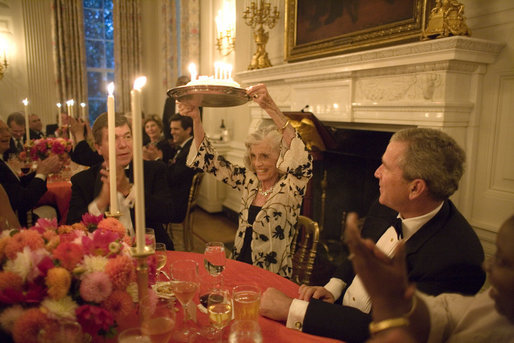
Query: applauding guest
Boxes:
[
  {"xmin": 179, "ymin": 84, "xmax": 312, "ymax": 278},
  {"xmin": 142, "ymin": 115, "xmax": 175, "ymax": 163},
  {"xmin": 66, "ymin": 113, "xmax": 176, "ymax": 250}
]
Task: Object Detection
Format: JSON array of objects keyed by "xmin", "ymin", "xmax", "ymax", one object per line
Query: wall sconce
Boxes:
[
  {"xmin": 215, "ymin": 1, "xmax": 236, "ymax": 56},
  {"xmin": 0, "ymin": 33, "xmax": 10, "ymax": 80}
]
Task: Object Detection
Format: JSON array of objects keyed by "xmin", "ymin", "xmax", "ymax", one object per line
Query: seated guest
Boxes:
[
  {"xmin": 345, "ymin": 213, "xmax": 514, "ymax": 343},
  {"xmin": 165, "ymin": 114, "xmax": 196, "ymax": 222},
  {"xmin": 28, "ymin": 113, "xmax": 45, "ymax": 139},
  {"xmin": 66, "ymin": 112, "xmax": 176, "ymax": 250},
  {"xmin": 6, "ymin": 112, "xmax": 27, "ymax": 156},
  {"xmin": 46, "ymin": 113, "xmax": 71, "ymax": 138},
  {"xmin": 142, "ymin": 114, "xmax": 175, "ymax": 163},
  {"xmin": 0, "ymin": 184, "xmax": 21, "ymax": 230},
  {"xmin": 0, "ymin": 119, "xmax": 63, "ymax": 227},
  {"xmin": 180, "ymin": 84, "xmax": 313, "ymax": 278},
  {"xmin": 259, "ymin": 128, "xmax": 485, "ymax": 342},
  {"xmin": 69, "ymin": 116, "xmax": 103, "ymax": 166}
]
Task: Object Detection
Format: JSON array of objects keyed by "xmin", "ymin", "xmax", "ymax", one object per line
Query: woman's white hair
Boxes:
[{"xmin": 243, "ymin": 124, "xmax": 282, "ymax": 172}]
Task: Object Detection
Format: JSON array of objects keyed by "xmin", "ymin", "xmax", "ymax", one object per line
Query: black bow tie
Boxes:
[{"xmin": 392, "ymin": 218, "xmax": 403, "ymax": 239}]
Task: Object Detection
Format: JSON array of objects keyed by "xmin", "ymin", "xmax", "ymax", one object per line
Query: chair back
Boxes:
[
  {"xmin": 291, "ymin": 215, "xmax": 320, "ymax": 285},
  {"xmin": 182, "ymin": 172, "xmax": 204, "ymax": 251}
]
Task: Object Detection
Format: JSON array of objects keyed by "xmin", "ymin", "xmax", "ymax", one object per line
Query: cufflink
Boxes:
[{"xmin": 294, "ymin": 321, "xmax": 302, "ymax": 330}]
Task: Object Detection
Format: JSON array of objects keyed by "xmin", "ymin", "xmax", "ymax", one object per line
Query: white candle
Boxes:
[
  {"xmin": 80, "ymin": 102, "xmax": 86, "ymax": 121},
  {"xmin": 188, "ymin": 63, "xmax": 197, "ymax": 82},
  {"xmin": 228, "ymin": 64, "xmax": 233, "ymax": 79},
  {"xmin": 214, "ymin": 62, "xmax": 220, "ymax": 79},
  {"xmin": 131, "ymin": 76, "xmax": 147, "ymax": 253},
  {"xmin": 57, "ymin": 103, "xmax": 62, "ymax": 127},
  {"xmin": 107, "ymin": 83, "xmax": 118, "ymax": 214},
  {"xmin": 22, "ymin": 98, "xmax": 30, "ymax": 142},
  {"xmin": 66, "ymin": 99, "xmax": 75, "ymax": 119}
]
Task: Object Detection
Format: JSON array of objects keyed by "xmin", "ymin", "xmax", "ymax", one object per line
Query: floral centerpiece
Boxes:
[
  {"xmin": 27, "ymin": 137, "xmax": 72, "ymax": 161},
  {"xmin": 0, "ymin": 215, "xmax": 158, "ymax": 343}
]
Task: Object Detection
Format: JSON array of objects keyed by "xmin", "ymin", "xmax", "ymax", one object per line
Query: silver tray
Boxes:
[{"xmin": 167, "ymin": 85, "xmax": 251, "ymax": 107}]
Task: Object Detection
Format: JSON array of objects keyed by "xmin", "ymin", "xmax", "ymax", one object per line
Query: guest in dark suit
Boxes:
[
  {"xmin": 142, "ymin": 115, "xmax": 175, "ymax": 163},
  {"xmin": 0, "ymin": 119, "xmax": 63, "ymax": 227},
  {"xmin": 166, "ymin": 114, "xmax": 198, "ymax": 223},
  {"xmin": 259, "ymin": 128, "xmax": 486, "ymax": 343},
  {"xmin": 28, "ymin": 114, "xmax": 45, "ymax": 139},
  {"xmin": 66, "ymin": 113, "xmax": 177, "ymax": 250},
  {"xmin": 6, "ymin": 112, "xmax": 26, "ymax": 157}
]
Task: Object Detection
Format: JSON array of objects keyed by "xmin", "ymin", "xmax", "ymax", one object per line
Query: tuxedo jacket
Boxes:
[
  {"xmin": 0, "ymin": 159, "xmax": 47, "ymax": 227},
  {"xmin": 66, "ymin": 161, "xmax": 178, "ymax": 249},
  {"xmin": 303, "ymin": 200, "xmax": 486, "ymax": 343},
  {"xmin": 70, "ymin": 140, "xmax": 103, "ymax": 167},
  {"xmin": 167, "ymin": 138, "xmax": 197, "ymax": 223}
]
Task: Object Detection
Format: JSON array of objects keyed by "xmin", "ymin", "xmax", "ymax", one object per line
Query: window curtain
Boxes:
[
  {"xmin": 113, "ymin": 0, "xmax": 142, "ymax": 113},
  {"xmin": 162, "ymin": 0, "xmax": 200, "ymax": 89},
  {"xmin": 51, "ymin": 0, "xmax": 87, "ymax": 107}
]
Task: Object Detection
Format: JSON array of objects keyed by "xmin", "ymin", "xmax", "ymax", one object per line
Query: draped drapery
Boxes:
[
  {"xmin": 161, "ymin": 0, "xmax": 200, "ymax": 89},
  {"xmin": 113, "ymin": 0, "xmax": 142, "ymax": 113},
  {"xmin": 51, "ymin": 0, "xmax": 87, "ymax": 107}
]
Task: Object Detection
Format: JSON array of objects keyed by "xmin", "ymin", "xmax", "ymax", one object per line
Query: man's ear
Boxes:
[
  {"xmin": 186, "ymin": 126, "xmax": 193, "ymax": 136},
  {"xmin": 94, "ymin": 143, "xmax": 103, "ymax": 156},
  {"xmin": 408, "ymin": 179, "xmax": 427, "ymax": 200}
]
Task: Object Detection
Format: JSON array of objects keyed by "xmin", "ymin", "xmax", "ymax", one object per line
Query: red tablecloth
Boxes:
[
  {"xmin": 37, "ymin": 181, "xmax": 72, "ymax": 224},
  {"xmin": 162, "ymin": 251, "xmax": 341, "ymax": 343}
]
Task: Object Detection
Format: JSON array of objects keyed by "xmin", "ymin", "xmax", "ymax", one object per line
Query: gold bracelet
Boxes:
[
  {"xmin": 279, "ymin": 120, "xmax": 290, "ymax": 132},
  {"xmin": 369, "ymin": 317, "xmax": 409, "ymax": 336}
]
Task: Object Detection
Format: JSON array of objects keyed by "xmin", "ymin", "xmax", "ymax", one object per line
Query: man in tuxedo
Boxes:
[
  {"xmin": 0, "ymin": 119, "xmax": 62, "ymax": 227},
  {"xmin": 66, "ymin": 113, "xmax": 176, "ymax": 250},
  {"xmin": 167, "ymin": 114, "xmax": 197, "ymax": 222},
  {"xmin": 28, "ymin": 114, "xmax": 45, "ymax": 139},
  {"xmin": 259, "ymin": 128, "xmax": 486, "ymax": 343},
  {"xmin": 6, "ymin": 112, "xmax": 26, "ymax": 155},
  {"xmin": 162, "ymin": 75, "xmax": 190, "ymax": 141}
]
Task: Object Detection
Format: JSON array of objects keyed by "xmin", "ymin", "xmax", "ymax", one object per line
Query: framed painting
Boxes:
[{"xmin": 285, "ymin": 0, "xmax": 433, "ymax": 62}]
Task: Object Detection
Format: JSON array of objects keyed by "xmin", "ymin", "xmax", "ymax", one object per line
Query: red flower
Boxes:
[
  {"xmin": 75, "ymin": 304, "xmax": 114, "ymax": 336},
  {"xmin": 52, "ymin": 242, "xmax": 84, "ymax": 270}
]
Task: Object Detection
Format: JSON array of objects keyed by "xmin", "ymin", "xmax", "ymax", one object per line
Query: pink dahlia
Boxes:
[
  {"xmin": 80, "ymin": 271, "xmax": 112, "ymax": 303},
  {"xmin": 102, "ymin": 290, "xmax": 134, "ymax": 321}
]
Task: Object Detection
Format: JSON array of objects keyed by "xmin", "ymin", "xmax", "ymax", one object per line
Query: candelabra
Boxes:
[{"xmin": 242, "ymin": 0, "xmax": 280, "ymax": 70}]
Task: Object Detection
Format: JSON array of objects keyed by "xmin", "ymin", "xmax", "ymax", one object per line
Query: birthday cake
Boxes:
[{"xmin": 186, "ymin": 76, "xmax": 241, "ymax": 88}]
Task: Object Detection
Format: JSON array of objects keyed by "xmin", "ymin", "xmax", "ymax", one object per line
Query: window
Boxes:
[{"xmin": 83, "ymin": 0, "xmax": 114, "ymax": 123}]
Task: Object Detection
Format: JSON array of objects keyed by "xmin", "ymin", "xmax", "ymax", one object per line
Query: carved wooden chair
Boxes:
[
  {"xmin": 168, "ymin": 172, "xmax": 204, "ymax": 251},
  {"xmin": 291, "ymin": 215, "xmax": 320, "ymax": 285}
]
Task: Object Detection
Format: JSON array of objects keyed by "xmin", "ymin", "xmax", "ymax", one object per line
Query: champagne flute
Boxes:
[
  {"xmin": 169, "ymin": 259, "xmax": 199, "ymax": 342},
  {"xmin": 154, "ymin": 243, "xmax": 168, "ymax": 280},
  {"xmin": 204, "ymin": 242, "xmax": 226, "ymax": 287},
  {"xmin": 207, "ymin": 288, "xmax": 232, "ymax": 342}
]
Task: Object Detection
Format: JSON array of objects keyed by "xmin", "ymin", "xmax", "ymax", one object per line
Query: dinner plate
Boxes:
[{"xmin": 167, "ymin": 85, "xmax": 251, "ymax": 107}]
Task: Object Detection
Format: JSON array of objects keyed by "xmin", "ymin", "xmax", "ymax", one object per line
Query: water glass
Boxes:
[
  {"xmin": 117, "ymin": 328, "xmax": 151, "ymax": 343},
  {"xmin": 228, "ymin": 320, "xmax": 262, "ymax": 343},
  {"xmin": 232, "ymin": 284, "xmax": 261, "ymax": 321}
]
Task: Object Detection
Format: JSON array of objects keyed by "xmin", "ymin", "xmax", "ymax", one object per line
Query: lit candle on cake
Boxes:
[
  {"xmin": 22, "ymin": 98, "xmax": 30, "ymax": 142},
  {"xmin": 80, "ymin": 102, "xmax": 86, "ymax": 121},
  {"xmin": 130, "ymin": 76, "xmax": 147, "ymax": 253},
  {"xmin": 188, "ymin": 63, "xmax": 197, "ymax": 82},
  {"xmin": 57, "ymin": 103, "xmax": 62, "ymax": 127},
  {"xmin": 66, "ymin": 99, "xmax": 75, "ymax": 119},
  {"xmin": 107, "ymin": 83, "xmax": 118, "ymax": 214}
]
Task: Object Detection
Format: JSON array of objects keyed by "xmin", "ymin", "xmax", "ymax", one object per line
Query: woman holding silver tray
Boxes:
[{"xmin": 179, "ymin": 84, "xmax": 312, "ymax": 278}]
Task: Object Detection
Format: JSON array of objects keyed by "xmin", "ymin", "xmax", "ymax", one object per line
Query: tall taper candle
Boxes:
[
  {"xmin": 107, "ymin": 83, "xmax": 118, "ymax": 214},
  {"xmin": 80, "ymin": 102, "xmax": 86, "ymax": 121},
  {"xmin": 131, "ymin": 76, "xmax": 147, "ymax": 253},
  {"xmin": 22, "ymin": 98, "xmax": 30, "ymax": 142},
  {"xmin": 57, "ymin": 103, "xmax": 62, "ymax": 127}
]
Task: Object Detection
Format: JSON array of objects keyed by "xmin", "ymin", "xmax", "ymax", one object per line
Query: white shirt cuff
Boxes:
[
  {"xmin": 88, "ymin": 200, "xmax": 102, "ymax": 216},
  {"xmin": 35, "ymin": 173, "xmax": 47, "ymax": 181},
  {"xmin": 286, "ymin": 299, "xmax": 309, "ymax": 331},
  {"xmin": 324, "ymin": 278, "xmax": 346, "ymax": 301}
]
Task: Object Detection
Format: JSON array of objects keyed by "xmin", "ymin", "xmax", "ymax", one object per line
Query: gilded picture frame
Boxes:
[{"xmin": 285, "ymin": 0, "xmax": 433, "ymax": 62}]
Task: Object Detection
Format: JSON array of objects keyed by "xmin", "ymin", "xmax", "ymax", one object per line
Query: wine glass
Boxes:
[
  {"xmin": 140, "ymin": 296, "xmax": 176, "ymax": 343},
  {"xmin": 169, "ymin": 259, "xmax": 200, "ymax": 342},
  {"xmin": 228, "ymin": 320, "xmax": 262, "ymax": 343},
  {"xmin": 117, "ymin": 328, "xmax": 151, "ymax": 343},
  {"xmin": 207, "ymin": 288, "xmax": 232, "ymax": 342},
  {"xmin": 204, "ymin": 242, "xmax": 226, "ymax": 287},
  {"xmin": 154, "ymin": 243, "xmax": 168, "ymax": 280}
]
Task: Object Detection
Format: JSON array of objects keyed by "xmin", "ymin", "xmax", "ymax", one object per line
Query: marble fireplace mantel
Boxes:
[{"xmin": 234, "ymin": 36, "xmax": 504, "ymax": 213}]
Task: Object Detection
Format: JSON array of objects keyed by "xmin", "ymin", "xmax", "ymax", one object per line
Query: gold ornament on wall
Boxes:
[
  {"xmin": 242, "ymin": 0, "xmax": 280, "ymax": 70},
  {"xmin": 422, "ymin": 0, "xmax": 471, "ymax": 40}
]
